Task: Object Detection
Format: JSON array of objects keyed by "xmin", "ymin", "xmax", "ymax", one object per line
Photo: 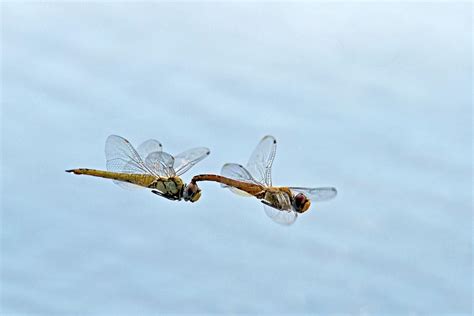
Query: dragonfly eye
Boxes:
[
  {"xmin": 183, "ymin": 182, "xmax": 201, "ymax": 202},
  {"xmin": 295, "ymin": 193, "xmax": 306, "ymax": 205},
  {"xmin": 293, "ymin": 193, "xmax": 310, "ymax": 213}
]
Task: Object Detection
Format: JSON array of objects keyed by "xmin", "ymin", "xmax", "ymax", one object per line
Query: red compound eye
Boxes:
[{"xmin": 294, "ymin": 193, "xmax": 307, "ymax": 208}]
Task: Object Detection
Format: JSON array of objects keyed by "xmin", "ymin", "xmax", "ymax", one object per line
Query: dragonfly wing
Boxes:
[
  {"xmin": 221, "ymin": 163, "xmax": 258, "ymax": 182},
  {"xmin": 145, "ymin": 151, "xmax": 176, "ymax": 177},
  {"xmin": 263, "ymin": 204, "xmax": 298, "ymax": 225},
  {"xmin": 289, "ymin": 187, "xmax": 338, "ymax": 202},
  {"xmin": 104, "ymin": 135, "xmax": 158, "ymax": 189},
  {"xmin": 247, "ymin": 135, "xmax": 277, "ymax": 187},
  {"xmin": 113, "ymin": 181, "xmax": 144, "ymax": 190},
  {"xmin": 221, "ymin": 163, "xmax": 259, "ymax": 196},
  {"xmin": 136, "ymin": 139, "xmax": 163, "ymax": 159},
  {"xmin": 105, "ymin": 135, "xmax": 155, "ymax": 174},
  {"xmin": 262, "ymin": 191, "xmax": 297, "ymax": 225},
  {"xmin": 173, "ymin": 147, "xmax": 211, "ymax": 176}
]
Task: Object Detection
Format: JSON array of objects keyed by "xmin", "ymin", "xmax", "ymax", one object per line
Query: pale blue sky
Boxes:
[{"xmin": 1, "ymin": 2, "xmax": 472, "ymax": 314}]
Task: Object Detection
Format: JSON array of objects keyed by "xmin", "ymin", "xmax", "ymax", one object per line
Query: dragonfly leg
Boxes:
[{"xmin": 151, "ymin": 190, "xmax": 180, "ymax": 201}]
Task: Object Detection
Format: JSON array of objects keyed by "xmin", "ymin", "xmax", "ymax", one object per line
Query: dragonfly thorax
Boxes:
[
  {"xmin": 263, "ymin": 188, "xmax": 311, "ymax": 213},
  {"xmin": 150, "ymin": 176, "xmax": 185, "ymax": 199},
  {"xmin": 263, "ymin": 188, "xmax": 292, "ymax": 211}
]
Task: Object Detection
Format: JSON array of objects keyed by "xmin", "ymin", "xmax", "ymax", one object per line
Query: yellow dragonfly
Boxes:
[
  {"xmin": 66, "ymin": 135, "xmax": 209, "ymax": 202},
  {"xmin": 191, "ymin": 135, "xmax": 337, "ymax": 224}
]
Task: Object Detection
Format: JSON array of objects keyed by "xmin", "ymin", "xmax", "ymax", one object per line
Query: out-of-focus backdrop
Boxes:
[{"xmin": 1, "ymin": 2, "xmax": 471, "ymax": 314}]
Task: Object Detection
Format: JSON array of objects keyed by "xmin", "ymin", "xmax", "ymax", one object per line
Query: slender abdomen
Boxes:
[
  {"xmin": 192, "ymin": 174, "xmax": 265, "ymax": 196},
  {"xmin": 66, "ymin": 168, "xmax": 158, "ymax": 188}
]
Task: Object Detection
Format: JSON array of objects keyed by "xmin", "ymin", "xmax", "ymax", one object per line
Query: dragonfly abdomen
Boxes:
[
  {"xmin": 192, "ymin": 174, "xmax": 265, "ymax": 196},
  {"xmin": 66, "ymin": 168, "xmax": 157, "ymax": 187}
]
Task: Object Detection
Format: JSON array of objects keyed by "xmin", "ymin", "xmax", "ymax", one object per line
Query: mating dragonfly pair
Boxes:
[{"xmin": 67, "ymin": 135, "xmax": 337, "ymax": 225}]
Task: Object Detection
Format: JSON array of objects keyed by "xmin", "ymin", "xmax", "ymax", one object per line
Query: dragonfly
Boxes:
[
  {"xmin": 191, "ymin": 135, "xmax": 337, "ymax": 224},
  {"xmin": 66, "ymin": 135, "xmax": 210, "ymax": 202}
]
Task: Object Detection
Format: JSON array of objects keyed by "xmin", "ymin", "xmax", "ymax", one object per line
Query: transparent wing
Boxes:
[
  {"xmin": 104, "ymin": 135, "xmax": 158, "ymax": 189},
  {"xmin": 262, "ymin": 191, "xmax": 297, "ymax": 225},
  {"xmin": 113, "ymin": 181, "xmax": 144, "ymax": 190},
  {"xmin": 247, "ymin": 135, "xmax": 277, "ymax": 187},
  {"xmin": 145, "ymin": 151, "xmax": 176, "ymax": 178},
  {"xmin": 221, "ymin": 163, "xmax": 259, "ymax": 183},
  {"xmin": 221, "ymin": 163, "xmax": 260, "ymax": 197},
  {"xmin": 263, "ymin": 204, "xmax": 298, "ymax": 225},
  {"xmin": 289, "ymin": 187, "xmax": 338, "ymax": 202},
  {"xmin": 173, "ymin": 147, "xmax": 210, "ymax": 176},
  {"xmin": 105, "ymin": 135, "xmax": 158, "ymax": 175},
  {"xmin": 136, "ymin": 139, "xmax": 162, "ymax": 159}
]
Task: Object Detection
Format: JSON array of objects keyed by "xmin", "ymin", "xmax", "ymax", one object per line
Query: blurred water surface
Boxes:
[{"xmin": 1, "ymin": 2, "xmax": 472, "ymax": 314}]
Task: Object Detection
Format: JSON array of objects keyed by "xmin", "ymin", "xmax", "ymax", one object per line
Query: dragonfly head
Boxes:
[
  {"xmin": 183, "ymin": 181, "xmax": 202, "ymax": 203},
  {"xmin": 293, "ymin": 193, "xmax": 311, "ymax": 213}
]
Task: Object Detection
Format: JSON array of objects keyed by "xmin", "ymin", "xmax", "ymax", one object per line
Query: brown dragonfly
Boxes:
[
  {"xmin": 191, "ymin": 135, "xmax": 337, "ymax": 225},
  {"xmin": 67, "ymin": 135, "xmax": 209, "ymax": 202}
]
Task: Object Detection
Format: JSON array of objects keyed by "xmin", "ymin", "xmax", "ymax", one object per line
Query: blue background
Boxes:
[{"xmin": 2, "ymin": 2, "xmax": 472, "ymax": 314}]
